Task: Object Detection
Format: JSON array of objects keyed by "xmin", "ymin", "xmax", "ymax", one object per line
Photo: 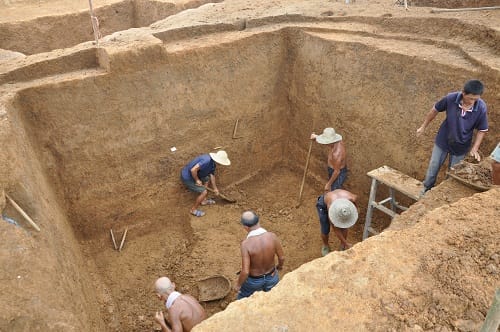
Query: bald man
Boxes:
[
  {"xmin": 153, "ymin": 277, "xmax": 206, "ymax": 332},
  {"xmin": 235, "ymin": 211, "xmax": 285, "ymax": 299}
]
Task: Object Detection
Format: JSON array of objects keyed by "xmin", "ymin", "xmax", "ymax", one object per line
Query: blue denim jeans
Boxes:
[
  {"xmin": 423, "ymin": 144, "xmax": 465, "ymax": 191},
  {"xmin": 237, "ymin": 269, "xmax": 279, "ymax": 299},
  {"xmin": 316, "ymin": 195, "xmax": 330, "ymax": 235},
  {"xmin": 327, "ymin": 166, "xmax": 348, "ymax": 191}
]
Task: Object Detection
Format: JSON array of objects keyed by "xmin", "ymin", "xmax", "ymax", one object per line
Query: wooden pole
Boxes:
[
  {"xmin": 232, "ymin": 119, "xmax": 239, "ymax": 139},
  {"xmin": 88, "ymin": 0, "xmax": 100, "ymax": 47},
  {"xmin": 206, "ymin": 187, "xmax": 236, "ymax": 203},
  {"xmin": 431, "ymin": 6, "xmax": 500, "ymax": 13},
  {"xmin": 5, "ymin": 194, "xmax": 40, "ymax": 232},
  {"xmin": 119, "ymin": 227, "xmax": 128, "ymax": 252},
  {"xmin": 296, "ymin": 140, "xmax": 313, "ymax": 207},
  {"xmin": 110, "ymin": 229, "xmax": 118, "ymax": 250}
]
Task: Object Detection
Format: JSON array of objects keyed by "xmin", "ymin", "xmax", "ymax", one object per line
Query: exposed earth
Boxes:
[{"xmin": 0, "ymin": 0, "xmax": 499, "ymax": 331}]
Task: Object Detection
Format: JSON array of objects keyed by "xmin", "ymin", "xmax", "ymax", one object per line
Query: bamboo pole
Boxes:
[
  {"xmin": 5, "ymin": 194, "xmax": 40, "ymax": 232},
  {"xmin": 119, "ymin": 227, "xmax": 128, "ymax": 252},
  {"xmin": 296, "ymin": 140, "xmax": 313, "ymax": 207},
  {"xmin": 110, "ymin": 229, "xmax": 118, "ymax": 250},
  {"xmin": 232, "ymin": 119, "xmax": 239, "ymax": 139},
  {"xmin": 88, "ymin": 0, "xmax": 100, "ymax": 47},
  {"xmin": 431, "ymin": 6, "xmax": 500, "ymax": 13}
]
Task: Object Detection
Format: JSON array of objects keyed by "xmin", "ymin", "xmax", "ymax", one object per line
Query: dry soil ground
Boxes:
[{"xmin": 0, "ymin": 0, "xmax": 499, "ymax": 331}]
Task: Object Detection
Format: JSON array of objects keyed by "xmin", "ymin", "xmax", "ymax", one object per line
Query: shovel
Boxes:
[{"xmin": 206, "ymin": 187, "xmax": 236, "ymax": 203}]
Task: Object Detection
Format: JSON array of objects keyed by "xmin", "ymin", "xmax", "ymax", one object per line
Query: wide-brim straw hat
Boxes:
[
  {"xmin": 328, "ymin": 198, "xmax": 358, "ymax": 228},
  {"xmin": 209, "ymin": 150, "xmax": 231, "ymax": 166},
  {"xmin": 316, "ymin": 127, "xmax": 342, "ymax": 145}
]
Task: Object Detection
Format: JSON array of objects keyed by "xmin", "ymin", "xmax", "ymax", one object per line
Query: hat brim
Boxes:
[
  {"xmin": 316, "ymin": 134, "xmax": 342, "ymax": 145},
  {"xmin": 328, "ymin": 199, "xmax": 358, "ymax": 228},
  {"xmin": 209, "ymin": 152, "xmax": 231, "ymax": 166}
]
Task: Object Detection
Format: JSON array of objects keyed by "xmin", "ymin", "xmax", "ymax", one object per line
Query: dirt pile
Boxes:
[{"xmin": 195, "ymin": 188, "xmax": 500, "ymax": 331}]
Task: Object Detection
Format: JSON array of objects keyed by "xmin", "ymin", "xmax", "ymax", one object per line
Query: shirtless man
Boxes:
[
  {"xmin": 311, "ymin": 127, "xmax": 347, "ymax": 192},
  {"xmin": 153, "ymin": 277, "xmax": 206, "ymax": 332},
  {"xmin": 235, "ymin": 210, "xmax": 285, "ymax": 300},
  {"xmin": 316, "ymin": 189, "xmax": 358, "ymax": 256}
]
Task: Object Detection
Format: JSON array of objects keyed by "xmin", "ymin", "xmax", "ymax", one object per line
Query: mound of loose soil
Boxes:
[{"xmin": 449, "ymin": 160, "xmax": 493, "ymax": 190}]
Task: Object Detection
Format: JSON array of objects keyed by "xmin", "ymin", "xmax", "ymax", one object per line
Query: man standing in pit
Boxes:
[
  {"xmin": 235, "ymin": 210, "xmax": 285, "ymax": 299},
  {"xmin": 417, "ymin": 79, "xmax": 489, "ymax": 194},
  {"xmin": 310, "ymin": 127, "xmax": 348, "ymax": 192},
  {"xmin": 180, "ymin": 150, "xmax": 231, "ymax": 217},
  {"xmin": 316, "ymin": 189, "xmax": 358, "ymax": 256},
  {"xmin": 153, "ymin": 276, "xmax": 206, "ymax": 332}
]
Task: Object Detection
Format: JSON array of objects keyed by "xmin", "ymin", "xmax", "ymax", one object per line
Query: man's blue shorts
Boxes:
[
  {"xmin": 316, "ymin": 194, "xmax": 331, "ymax": 235},
  {"xmin": 180, "ymin": 175, "xmax": 209, "ymax": 193},
  {"xmin": 237, "ymin": 268, "xmax": 279, "ymax": 299},
  {"xmin": 327, "ymin": 166, "xmax": 348, "ymax": 191}
]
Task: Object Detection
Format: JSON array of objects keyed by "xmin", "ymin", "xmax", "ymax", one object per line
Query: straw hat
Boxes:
[
  {"xmin": 328, "ymin": 198, "xmax": 358, "ymax": 228},
  {"xmin": 209, "ymin": 150, "xmax": 231, "ymax": 166},
  {"xmin": 316, "ymin": 127, "xmax": 342, "ymax": 145}
]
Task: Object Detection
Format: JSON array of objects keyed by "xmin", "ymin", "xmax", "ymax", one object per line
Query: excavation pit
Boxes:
[{"xmin": 1, "ymin": 1, "xmax": 499, "ymax": 331}]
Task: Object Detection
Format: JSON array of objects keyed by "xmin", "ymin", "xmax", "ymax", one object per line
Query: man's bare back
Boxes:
[
  {"xmin": 170, "ymin": 295, "xmax": 206, "ymax": 332},
  {"xmin": 242, "ymin": 232, "xmax": 282, "ymax": 276},
  {"xmin": 324, "ymin": 189, "xmax": 357, "ymax": 207},
  {"xmin": 327, "ymin": 141, "xmax": 346, "ymax": 170}
]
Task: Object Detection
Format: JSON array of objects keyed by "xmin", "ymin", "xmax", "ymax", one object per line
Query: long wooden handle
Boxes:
[
  {"xmin": 5, "ymin": 194, "xmax": 40, "ymax": 232},
  {"xmin": 206, "ymin": 187, "xmax": 236, "ymax": 203},
  {"xmin": 297, "ymin": 140, "xmax": 313, "ymax": 207}
]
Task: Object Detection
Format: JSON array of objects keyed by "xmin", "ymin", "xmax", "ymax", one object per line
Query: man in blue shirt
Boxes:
[
  {"xmin": 180, "ymin": 150, "xmax": 230, "ymax": 217},
  {"xmin": 417, "ymin": 80, "xmax": 489, "ymax": 193}
]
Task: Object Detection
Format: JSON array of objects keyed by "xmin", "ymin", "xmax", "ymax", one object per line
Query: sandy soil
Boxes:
[{"xmin": 0, "ymin": 0, "xmax": 499, "ymax": 331}]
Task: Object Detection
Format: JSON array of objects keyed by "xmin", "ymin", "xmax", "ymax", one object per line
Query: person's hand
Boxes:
[
  {"xmin": 310, "ymin": 133, "xmax": 317, "ymax": 140},
  {"xmin": 195, "ymin": 179, "xmax": 203, "ymax": 186},
  {"xmin": 214, "ymin": 189, "xmax": 220, "ymax": 196},
  {"xmin": 416, "ymin": 126, "xmax": 425, "ymax": 137},
  {"xmin": 233, "ymin": 284, "xmax": 240, "ymax": 292},
  {"xmin": 154, "ymin": 311, "xmax": 165, "ymax": 325},
  {"xmin": 470, "ymin": 148, "xmax": 481, "ymax": 161}
]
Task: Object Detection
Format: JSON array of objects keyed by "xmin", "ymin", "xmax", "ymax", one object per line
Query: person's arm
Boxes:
[
  {"xmin": 349, "ymin": 193, "xmax": 358, "ymax": 206},
  {"xmin": 168, "ymin": 307, "xmax": 184, "ymax": 332},
  {"xmin": 274, "ymin": 235, "xmax": 285, "ymax": 270},
  {"xmin": 154, "ymin": 311, "xmax": 172, "ymax": 332},
  {"xmin": 190, "ymin": 164, "xmax": 203, "ymax": 186},
  {"xmin": 325, "ymin": 162, "xmax": 341, "ymax": 192},
  {"xmin": 209, "ymin": 174, "xmax": 219, "ymax": 195},
  {"xmin": 332, "ymin": 227, "xmax": 351, "ymax": 248},
  {"xmin": 416, "ymin": 108, "xmax": 439, "ymax": 137},
  {"xmin": 235, "ymin": 243, "xmax": 250, "ymax": 291},
  {"xmin": 469, "ymin": 130, "xmax": 487, "ymax": 161}
]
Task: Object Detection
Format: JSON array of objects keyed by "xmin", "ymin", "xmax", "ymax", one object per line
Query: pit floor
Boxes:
[{"xmin": 80, "ymin": 167, "xmax": 371, "ymax": 331}]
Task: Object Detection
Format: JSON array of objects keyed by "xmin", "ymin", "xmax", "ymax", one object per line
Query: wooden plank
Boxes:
[{"xmin": 367, "ymin": 165, "xmax": 423, "ymax": 200}]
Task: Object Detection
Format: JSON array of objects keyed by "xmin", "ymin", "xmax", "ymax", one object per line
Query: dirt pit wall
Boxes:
[
  {"xmin": 286, "ymin": 28, "xmax": 500, "ymax": 212},
  {"xmin": 0, "ymin": 0, "xmax": 221, "ymax": 55},
  {"xmin": 16, "ymin": 31, "xmax": 288, "ymax": 239},
  {"xmin": 410, "ymin": 0, "xmax": 500, "ymax": 8},
  {"xmin": 0, "ymin": 98, "xmax": 104, "ymax": 331}
]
